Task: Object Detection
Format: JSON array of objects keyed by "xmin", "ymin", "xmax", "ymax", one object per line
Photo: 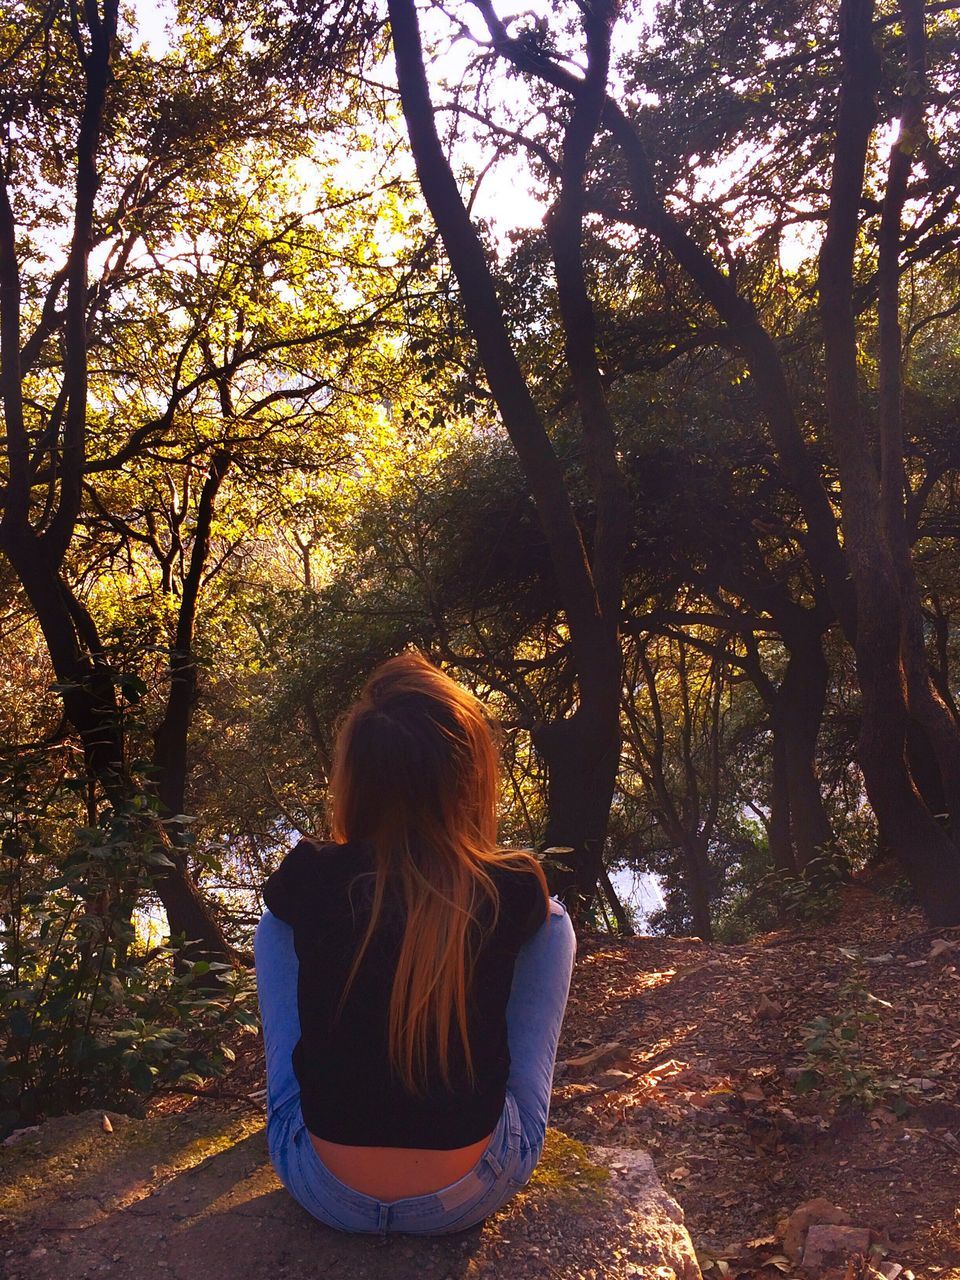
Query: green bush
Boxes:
[
  {"xmin": 793, "ymin": 957, "xmax": 904, "ymax": 1112},
  {"xmin": 715, "ymin": 850, "xmax": 849, "ymax": 942},
  {"xmin": 0, "ymin": 769, "xmax": 257, "ymax": 1138}
]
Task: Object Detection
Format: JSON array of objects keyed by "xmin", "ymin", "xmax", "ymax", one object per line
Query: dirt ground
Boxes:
[
  {"xmin": 552, "ymin": 887, "xmax": 960, "ymax": 1280},
  {"xmin": 0, "ymin": 1109, "xmax": 698, "ymax": 1279}
]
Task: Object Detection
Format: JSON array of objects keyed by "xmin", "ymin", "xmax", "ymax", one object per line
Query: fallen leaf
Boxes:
[
  {"xmin": 757, "ymin": 994, "xmax": 782, "ymax": 1021},
  {"xmin": 647, "ymin": 1057, "xmax": 690, "ymax": 1080},
  {"xmin": 563, "ymin": 1041, "xmax": 628, "ymax": 1074},
  {"xmin": 929, "ymin": 938, "xmax": 959, "ymax": 958}
]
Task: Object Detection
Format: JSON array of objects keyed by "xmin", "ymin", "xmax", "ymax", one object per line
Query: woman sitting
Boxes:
[{"xmin": 254, "ymin": 652, "xmax": 576, "ymax": 1235}]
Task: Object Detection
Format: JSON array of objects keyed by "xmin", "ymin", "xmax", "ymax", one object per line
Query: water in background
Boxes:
[
  {"xmin": 134, "ymin": 855, "xmax": 667, "ymax": 944},
  {"xmin": 609, "ymin": 866, "xmax": 665, "ymax": 933}
]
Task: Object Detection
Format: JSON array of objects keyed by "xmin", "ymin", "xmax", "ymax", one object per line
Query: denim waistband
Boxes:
[
  {"xmin": 288, "ymin": 1089, "xmax": 522, "ymax": 1231},
  {"xmin": 432, "ymin": 1094, "xmax": 520, "ymax": 1212}
]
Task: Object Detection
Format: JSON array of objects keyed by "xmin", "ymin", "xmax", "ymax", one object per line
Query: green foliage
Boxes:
[
  {"xmin": 770, "ymin": 853, "xmax": 849, "ymax": 923},
  {"xmin": 877, "ymin": 872, "xmax": 920, "ymax": 910},
  {"xmin": 715, "ymin": 851, "xmax": 849, "ymax": 943},
  {"xmin": 793, "ymin": 961, "xmax": 897, "ymax": 1112},
  {"xmin": 0, "ymin": 774, "xmax": 257, "ymax": 1138}
]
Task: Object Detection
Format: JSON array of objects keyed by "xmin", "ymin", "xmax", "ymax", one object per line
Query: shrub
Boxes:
[
  {"xmin": 715, "ymin": 850, "xmax": 849, "ymax": 942},
  {"xmin": 0, "ymin": 768, "xmax": 257, "ymax": 1138},
  {"xmin": 795, "ymin": 970, "xmax": 886, "ymax": 1109}
]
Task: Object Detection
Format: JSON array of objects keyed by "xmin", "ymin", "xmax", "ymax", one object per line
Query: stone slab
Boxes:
[{"xmin": 0, "ymin": 1109, "xmax": 701, "ymax": 1280}]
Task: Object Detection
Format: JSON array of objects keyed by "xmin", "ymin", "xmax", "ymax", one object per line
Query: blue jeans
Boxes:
[{"xmin": 254, "ymin": 899, "xmax": 575, "ymax": 1235}]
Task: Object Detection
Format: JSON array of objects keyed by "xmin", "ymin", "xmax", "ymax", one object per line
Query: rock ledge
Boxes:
[{"xmin": 1, "ymin": 1110, "xmax": 701, "ymax": 1280}]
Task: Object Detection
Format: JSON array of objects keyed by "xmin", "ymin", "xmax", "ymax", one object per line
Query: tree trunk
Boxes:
[
  {"xmin": 873, "ymin": 0, "xmax": 960, "ymax": 839},
  {"xmin": 743, "ymin": 609, "xmax": 830, "ymax": 873},
  {"xmin": 778, "ymin": 638, "xmax": 835, "ymax": 867},
  {"xmin": 857, "ymin": 626, "xmax": 960, "ymax": 921},
  {"xmin": 768, "ymin": 722, "xmax": 796, "ymax": 875},
  {"xmin": 0, "ymin": 527, "xmax": 233, "ymax": 965},
  {"xmin": 816, "ymin": 0, "xmax": 960, "ymax": 923},
  {"xmin": 903, "ymin": 718, "xmax": 946, "ymax": 821},
  {"xmin": 599, "ymin": 866, "xmax": 634, "ymax": 935},
  {"xmin": 680, "ymin": 838, "xmax": 714, "ymax": 941},
  {"xmin": 151, "ymin": 450, "xmax": 235, "ymax": 961},
  {"xmin": 388, "ymin": 0, "xmax": 627, "ymax": 912},
  {"xmin": 535, "ymin": 700, "xmax": 621, "ymax": 913}
]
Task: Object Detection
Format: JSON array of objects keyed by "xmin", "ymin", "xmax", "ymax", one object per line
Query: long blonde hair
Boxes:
[{"xmin": 329, "ymin": 652, "xmax": 548, "ymax": 1094}]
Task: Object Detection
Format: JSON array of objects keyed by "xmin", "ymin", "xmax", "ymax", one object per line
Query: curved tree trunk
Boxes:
[
  {"xmin": 855, "ymin": 574, "xmax": 960, "ymax": 922},
  {"xmin": 1, "ymin": 534, "xmax": 234, "ymax": 957},
  {"xmin": 389, "ymin": 0, "xmax": 628, "ymax": 916},
  {"xmin": 599, "ymin": 866, "xmax": 635, "ymax": 935},
  {"xmin": 535, "ymin": 699, "xmax": 621, "ymax": 912},
  {"xmin": 151, "ymin": 449, "xmax": 235, "ymax": 961},
  {"xmin": 874, "ymin": 0, "xmax": 960, "ymax": 843},
  {"xmin": 816, "ymin": 0, "xmax": 960, "ymax": 922}
]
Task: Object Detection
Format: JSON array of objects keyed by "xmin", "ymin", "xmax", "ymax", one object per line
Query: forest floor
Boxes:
[
  {"xmin": 5, "ymin": 883, "xmax": 957, "ymax": 1280},
  {"xmin": 552, "ymin": 885, "xmax": 960, "ymax": 1280}
]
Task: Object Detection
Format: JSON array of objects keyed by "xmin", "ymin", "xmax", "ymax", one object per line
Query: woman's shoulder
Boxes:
[
  {"xmin": 298, "ymin": 836, "xmax": 369, "ymax": 863},
  {"xmin": 487, "ymin": 853, "xmax": 549, "ymax": 940},
  {"xmin": 488, "ymin": 851, "xmax": 540, "ymax": 888},
  {"xmin": 280, "ymin": 835, "xmax": 366, "ymax": 873},
  {"xmin": 262, "ymin": 838, "xmax": 371, "ymax": 923}
]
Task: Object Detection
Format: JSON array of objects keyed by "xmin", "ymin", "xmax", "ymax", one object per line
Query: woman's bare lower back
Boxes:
[{"xmin": 309, "ymin": 1131, "xmax": 494, "ymax": 1201}]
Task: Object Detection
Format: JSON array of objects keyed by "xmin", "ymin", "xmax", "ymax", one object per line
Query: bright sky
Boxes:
[
  {"xmin": 127, "ymin": 0, "xmax": 816, "ymax": 274},
  {"xmin": 128, "ymin": 0, "xmax": 172, "ymax": 53}
]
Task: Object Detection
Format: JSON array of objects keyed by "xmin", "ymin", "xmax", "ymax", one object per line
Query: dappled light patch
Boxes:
[
  {"xmin": 523, "ymin": 1128, "xmax": 611, "ymax": 1196},
  {"xmin": 0, "ymin": 1110, "xmax": 262, "ymax": 1226}
]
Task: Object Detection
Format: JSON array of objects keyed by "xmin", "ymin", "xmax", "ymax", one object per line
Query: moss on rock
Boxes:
[{"xmin": 526, "ymin": 1128, "xmax": 611, "ymax": 1197}]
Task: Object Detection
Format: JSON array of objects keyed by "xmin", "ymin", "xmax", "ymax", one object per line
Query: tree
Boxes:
[
  {"xmin": 377, "ymin": 0, "xmax": 960, "ymax": 922},
  {"xmin": 384, "ymin": 0, "xmax": 633, "ymax": 909},
  {"xmin": 0, "ymin": 0, "xmax": 418, "ymax": 953}
]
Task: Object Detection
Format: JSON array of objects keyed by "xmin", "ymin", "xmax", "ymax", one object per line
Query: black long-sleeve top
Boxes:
[{"xmin": 262, "ymin": 838, "xmax": 548, "ymax": 1149}]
